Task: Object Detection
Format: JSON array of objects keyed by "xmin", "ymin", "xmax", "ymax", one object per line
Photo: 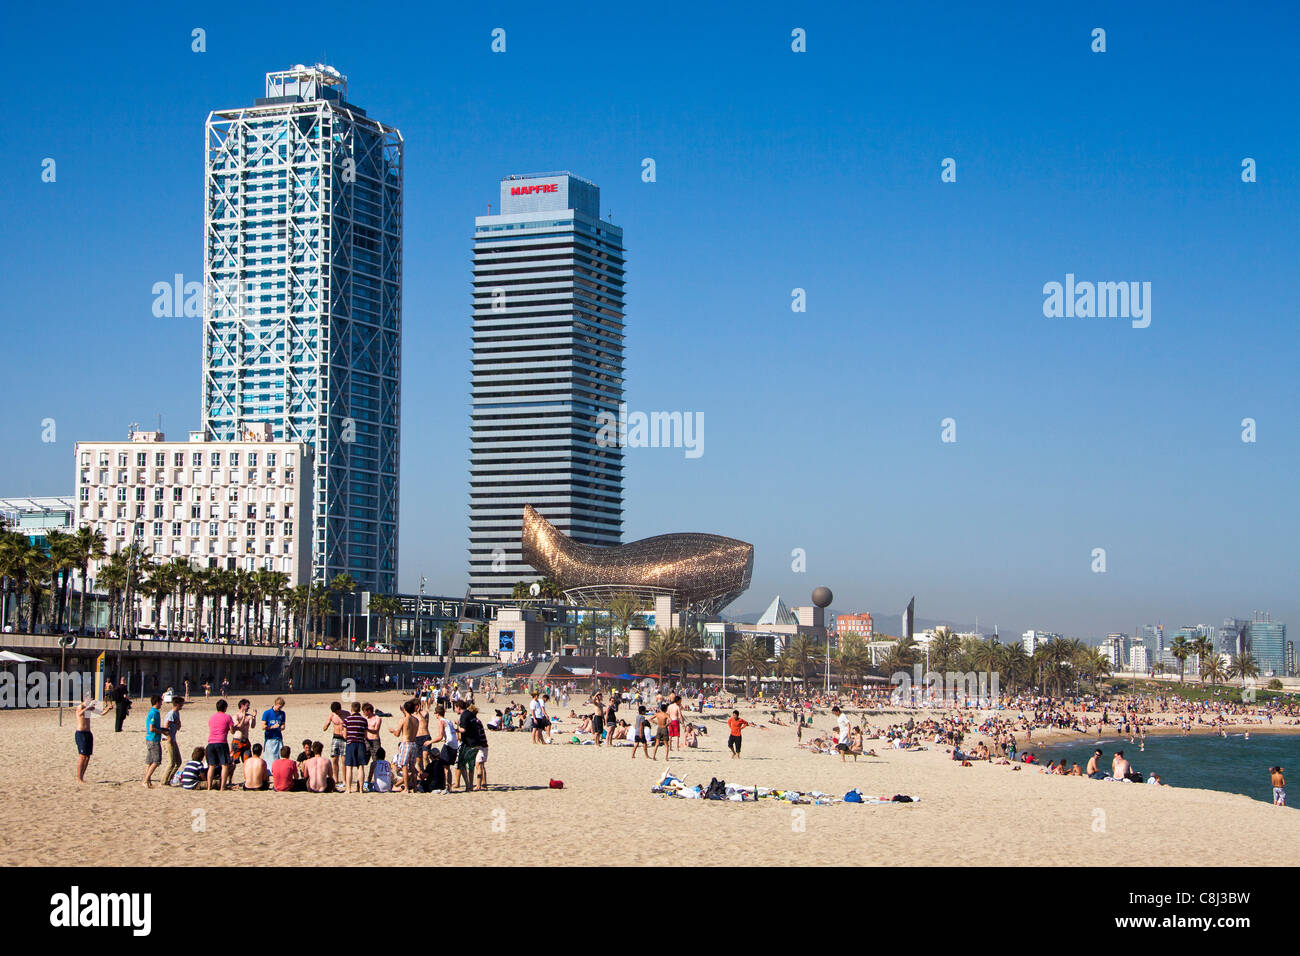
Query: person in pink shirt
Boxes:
[{"xmin": 206, "ymin": 699, "xmax": 235, "ymax": 791}]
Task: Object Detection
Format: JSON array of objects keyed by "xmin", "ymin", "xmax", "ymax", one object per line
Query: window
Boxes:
[
  {"xmin": 265, "ymin": 522, "xmax": 274, "ymax": 537},
  {"xmin": 245, "ymin": 521, "xmax": 256, "ymax": 537},
  {"xmin": 154, "ymin": 453, "xmax": 165, "ymax": 467},
  {"xmin": 192, "ymin": 452, "xmax": 202, "ymax": 467},
  {"xmin": 136, "ymin": 453, "xmax": 147, "ymax": 467},
  {"xmin": 117, "ymin": 453, "xmax": 127, "ymax": 467},
  {"xmin": 134, "ymin": 488, "xmax": 146, "ymax": 501},
  {"xmin": 210, "ymin": 452, "xmax": 221, "ymax": 467},
  {"xmin": 266, "ymin": 453, "xmax": 277, "ymax": 467},
  {"xmin": 152, "ymin": 522, "xmax": 163, "ymax": 537},
  {"xmin": 79, "ymin": 487, "xmax": 90, "ymax": 501},
  {"xmin": 153, "ymin": 487, "xmax": 164, "ymax": 501},
  {"xmin": 284, "ymin": 521, "xmax": 292, "ymax": 537},
  {"xmin": 153, "ymin": 504, "xmax": 164, "ymax": 519},
  {"xmin": 171, "ymin": 522, "xmax": 182, "ymax": 537},
  {"xmin": 190, "ymin": 522, "xmax": 201, "ymax": 537},
  {"xmin": 249, "ymin": 452, "xmax": 259, "ymax": 467},
  {"xmin": 209, "ymin": 522, "xmax": 219, "ymax": 537},
  {"xmin": 173, "ymin": 487, "xmax": 184, "ymax": 501},
  {"xmin": 230, "ymin": 452, "xmax": 240, "ymax": 467},
  {"xmin": 173, "ymin": 453, "xmax": 184, "ymax": 467}
]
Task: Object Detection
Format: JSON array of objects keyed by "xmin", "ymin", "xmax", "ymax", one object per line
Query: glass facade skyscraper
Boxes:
[
  {"xmin": 1244, "ymin": 618, "xmax": 1288, "ymax": 676},
  {"xmin": 468, "ymin": 173, "xmax": 625, "ymax": 598},
  {"xmin": 202, "ymin": 66, "xmax": 403, "ymax": 593}
]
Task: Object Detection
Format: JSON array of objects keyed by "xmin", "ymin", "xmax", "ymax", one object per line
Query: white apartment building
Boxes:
[{"xmin": 74, "ymin": 427, "xmax": 314, "ymax": 601}]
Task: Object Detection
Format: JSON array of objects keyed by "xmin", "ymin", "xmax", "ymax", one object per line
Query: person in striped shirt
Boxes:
[
  {"xmin": 180, "ymin": 748, "xmax": 208, "ymax": 790},
  {"xmin": 342, "ymin": 701, "xmax": 370, "ymax": 793}
]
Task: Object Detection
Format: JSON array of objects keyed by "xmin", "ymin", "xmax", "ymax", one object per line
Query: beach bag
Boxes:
[
  {"xmin": 843, "ymin": 790, "xmax": 863, "ymax": 803},
  {"xmin": 704, "ymin": 777, "xmax": 727, "ymax": 800},
  {"xmin": 891, "ymin": 794, "xmax": 914, "ymax": 803},
  {"xmin": 549, "ymin": 779, "xmax": 564, "ymax": 789}
]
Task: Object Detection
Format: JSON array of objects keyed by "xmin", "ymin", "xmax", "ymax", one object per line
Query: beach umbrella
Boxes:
[{"xmin": 0, "ymin": 650, "xmax": 44, "ymax": 663}]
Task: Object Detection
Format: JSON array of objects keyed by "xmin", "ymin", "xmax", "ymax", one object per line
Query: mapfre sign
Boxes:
[{"xmin": 510, "ymin": 183, "xmax": 559, "ymax": 196}]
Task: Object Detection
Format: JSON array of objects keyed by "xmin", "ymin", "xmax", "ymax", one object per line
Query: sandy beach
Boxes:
[{"xmin": 1, "ymin": 692, "xmax": 1296, "ymax": 867}]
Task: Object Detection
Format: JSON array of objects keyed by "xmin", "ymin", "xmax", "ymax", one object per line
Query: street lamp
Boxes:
[{"xmin": 414, "ymin": 575, "xmax": 426, "ymax": 655}]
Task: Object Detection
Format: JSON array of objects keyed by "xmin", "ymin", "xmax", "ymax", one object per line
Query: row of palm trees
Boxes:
[{"xmin": 0, "ymin": 523, "xmax": 370, "ymax": 648}]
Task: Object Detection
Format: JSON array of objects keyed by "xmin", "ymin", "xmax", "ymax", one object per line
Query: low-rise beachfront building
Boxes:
[{"xmin": 74, "ymin": 426, "xmax": 313, "ymax": 637}]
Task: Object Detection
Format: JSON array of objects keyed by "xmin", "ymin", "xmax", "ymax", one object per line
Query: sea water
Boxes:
[{"xmin": 1033, "ymin": 732, "xmax": 1298, "ymax": 805}]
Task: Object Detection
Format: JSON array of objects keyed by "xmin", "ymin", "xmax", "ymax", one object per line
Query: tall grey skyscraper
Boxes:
[
  {"xmin": 202, "ymin": 65, "xmax": 403, "ymax": 593},
  {"xmin": 468, "ymin": 173, "xmax": 625, "ymax": 598}
]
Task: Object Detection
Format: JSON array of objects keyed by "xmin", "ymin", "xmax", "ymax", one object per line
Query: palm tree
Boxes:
[
  {"xmin": 786, "ymin": 635, "xmax": 819, "ymax": 699},
  {"xmin": 837, "ymin": 633, "xmax": 871, "ymax": 691},
  {"xmin": 929, "ymin": 628, "xmax": 961, "ymax": 672},
  {"xmin": 71, "ymin": 525, "xmax": 107, "ymax": 633},
  {"xmin": 328, "ymin": 572, "xmax": 357, "ymax": 647},
  {"xmin": 606, "ymin": 592, "xmax": 645, "ymax": 657},
  {"xmin": 1201, "ymin": 655, "xmax": 1227, "ymax": 690},
  {"xmin": 644, "ymin": 629, "xmax": 692, "ymax": 684},
  {"xmin": 45, "ymin": 529, "xmax": 79, "ymax": 632},
  {"xmin": 998, "ymin": 641, "xmax": 1030, "ymax": 692},
  {"xmin": 972, "ymin": 636, "xmax": 1001, "ymax": 696},
  {"xmin": 1191, "ymin": 636, "xmax": 1214, "ymax": 682},
  {"xmin": 729, "ymin": 637, "xmax": 768, "ymax": 697},
  {"xmin": 285, "ymin": 583, "xmax": 310, "ymax": 646},
  {"xmin": 1170, "ymin": 636, "xmax": 1190, "ymax": 683},
  {"xmin": 22, "ymin": 541, "xmax": 51, "ymax": 632},
  {"xmin": 1228, "ymin": 652, "xmax": 1260, "ymax": 693}
]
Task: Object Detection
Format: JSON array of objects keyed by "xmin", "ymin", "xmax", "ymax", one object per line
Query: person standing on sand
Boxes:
[
  {"xmin": 590, "ymin": 692, "xmax": 605, "ymax": 747},
  {"xmin": 74, "ymin": 696, "xmax": 95, "ymax": 783},
  {"xmin": 1271, "ymin": 766, "xmax": 1286, "ymax": 806},
  {"xmin": 162, "ymin": 697, "xmax": 185, "ymax": 785},
  {"xmin": 261, "ymin": 697, "xmax": 286, "ymax": 763},
  {"xmin": 342, "ymin": 701, "xmax": 369, "ymax": 793},
  {"xmin": 112, "ymin": 678, "xmax": 131, "ymax": 733},
  {"xmin": 143, "ymin": 695, "xmax": 164, "ymax": 788},
  {"xmin": 651, "ymin": 704, "xmax": 672, "ymax": 761},
  {"xmin": 631, "ymin": 705, "xmax": 650, "ymax": 759},
  {"xmin": 205, "ymin": 699, "xmax": 235, "ymax": 791},
  {"xmin": 667, "ymin": 696, "xmax": 683, "ymax": 750},
  {"xmin": 323, "ymin": 701, "xmax": 347, "ymax": 782},
  {"xmin": 391, "ymin": 700, "xmax": 419, "ymax": 794},
  {"xmin": 727, "ymin": 710, "xmax": 750, "ymax": 758}
]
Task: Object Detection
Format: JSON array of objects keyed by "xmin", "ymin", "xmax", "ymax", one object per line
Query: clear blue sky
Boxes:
[{"xmin": 1, "ymin": 1, "xmax": 1296, "ymax": 639}]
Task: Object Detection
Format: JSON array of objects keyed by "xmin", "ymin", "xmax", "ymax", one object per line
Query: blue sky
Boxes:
[{"xmin": 1, "ymin": 1, "xmax": 1296, "ymax": 639}]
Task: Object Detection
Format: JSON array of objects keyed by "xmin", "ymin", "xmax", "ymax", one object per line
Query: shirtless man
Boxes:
[
  {"xmin": 242, "ymin": 743, "xmax": 269, "ymax": 790},
  {"xmin": 323, "ymin": 701, "xmax": 347, "ymax": 783},
  {"xmin": 651, "ymin": 704, "xmax": 672, "ymax": 761},
  {"xmin": 74, "ymin": 695, "xmax": 95, "ymax": 783},
  {"xmin": 390, "ymin": 700, "xmax": 419, "ymax": 794},
  {"xmin": 303, "ymin": 741, "xmax": 334, "ymax": 793},
  {"xmin": 1271, "ymin": 766, "xmax": 1286, "ymax": 806},
  {"xmin": 590, "ymin": 692, "xmax": 605, "ymax": 747},
  {"xmin": 414, "ymin": 700, "xmax": 433, "ymax": 771},
  {"xmin": 1085, "ymin": 749, "xmax": 1105, "ymax": 779},
  {"xmin": 666, "ymin": 696, "xmax": 683, "ymax": 751},
  {"xmin": 1111, "ymin": 750, "xmax": 1132, "ymax": 781},
  {"xmin": 230, "ymin": 699, "xmax": 256, "ymax": 768}
]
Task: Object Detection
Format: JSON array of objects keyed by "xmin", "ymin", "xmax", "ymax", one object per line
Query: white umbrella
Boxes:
[{"xmin": 0, "ymin": 650, "xmax": 44, "ymax": 664}]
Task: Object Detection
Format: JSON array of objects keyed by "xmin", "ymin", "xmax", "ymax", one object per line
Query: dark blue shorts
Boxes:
[
  {"xmin": 205, "ymin": 742, "xmax": 231, "ymax": 767},
  {"xmin": 75, "ymin": 731, "xmax": 93, "ymax": 756},
  {"xmin": 345, "ymin": 741, "xmax": 368, "ymax": 767}
]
